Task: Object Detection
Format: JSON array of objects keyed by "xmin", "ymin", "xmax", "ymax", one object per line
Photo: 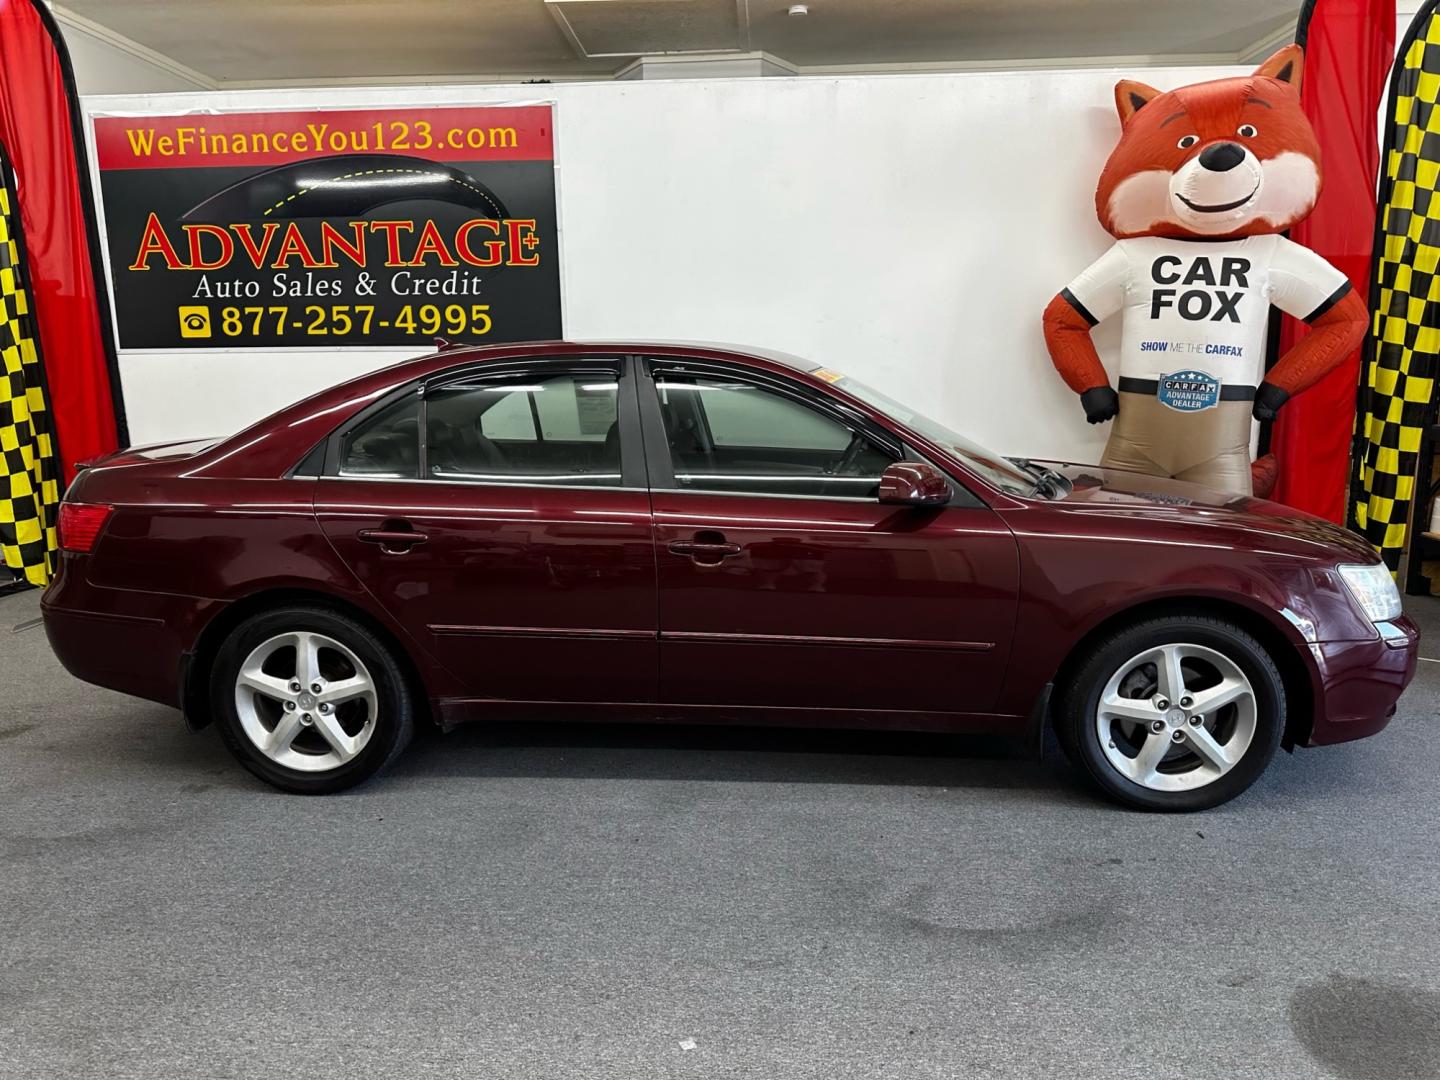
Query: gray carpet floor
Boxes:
[{"xmin": 2, "ymin": 585, "xmax": 1437, "ymax": 1079}]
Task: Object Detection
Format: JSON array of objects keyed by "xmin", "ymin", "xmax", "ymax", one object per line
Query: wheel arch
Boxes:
[
  {"xmin": 180, "ymin": 587, "xmax": 435, "ymax": 732},
  {"xmin": 1048, "ymin": 596, "xmax": 1316, "ymax": 751}
]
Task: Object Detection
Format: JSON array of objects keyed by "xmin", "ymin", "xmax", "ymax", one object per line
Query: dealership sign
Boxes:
[{"xmin": 91, "ymin": 105, "xmax": 561, "ymax": 349}]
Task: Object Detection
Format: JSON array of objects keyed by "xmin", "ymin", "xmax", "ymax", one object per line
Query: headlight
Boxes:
[{"xmin": 1338, "ymin": 563, "xmax": 1402, "ymax": 623}]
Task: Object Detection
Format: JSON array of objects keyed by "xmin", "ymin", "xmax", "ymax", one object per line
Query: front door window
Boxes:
[{"xmin": 652, "ymin": 372, "xmax": 896, "ymax": 498}]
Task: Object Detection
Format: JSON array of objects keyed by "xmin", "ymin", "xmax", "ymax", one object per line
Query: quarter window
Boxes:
[
  {"xmin": 652, "ymin": 371, "xmax": 896, "ymax": 498},
  {"xmin": 339, "ymin": 393, "xmax": 421, "ymax": 478}
]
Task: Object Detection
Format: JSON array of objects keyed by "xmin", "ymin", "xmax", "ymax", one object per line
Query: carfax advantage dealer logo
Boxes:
[
  {"xmin": 91, "ymin": 104, "xmax": 562, "ymax": 350},
  {"xmin": 1157, "ymin": 369, "xmax": 1221, "ymax": 412}
]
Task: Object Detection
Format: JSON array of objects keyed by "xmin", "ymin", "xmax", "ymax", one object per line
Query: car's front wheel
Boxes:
[
  {"xmin": 1057, "ymin": 614, "xmax": 1285, "ymax": 811},
  {"xmin": 211, "ymin": 606, "xmax": 416, "ymax": 794}
]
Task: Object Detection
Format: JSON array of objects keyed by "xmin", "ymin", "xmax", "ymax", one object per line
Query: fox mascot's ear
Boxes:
[
  {"xmin": 1114, "ymin": 79, "xmax": 1160, "ymax": 125},
  {"xmin": 1253, "ymin": 43, "xmax": 1304, "ymax": 94}
]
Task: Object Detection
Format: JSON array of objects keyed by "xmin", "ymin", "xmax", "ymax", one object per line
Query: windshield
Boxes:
[{"xmin": 828, "ymin": 374, "xmax": 1037, "ymax": 496}]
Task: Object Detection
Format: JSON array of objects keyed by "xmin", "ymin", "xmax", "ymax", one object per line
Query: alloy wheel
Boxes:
[
  {"xmin": 1093, "ymin": 642, "xmax": 1257, "ymax": 793},
  {"xmin": 233, "ymin": 631, "xmax": 379, "ymax": 772}
]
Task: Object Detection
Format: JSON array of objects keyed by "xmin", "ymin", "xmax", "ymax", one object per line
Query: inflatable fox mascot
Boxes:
[{"xmin": 1043, "ymin": 46, "xmax": 1366, "ymax": 495}]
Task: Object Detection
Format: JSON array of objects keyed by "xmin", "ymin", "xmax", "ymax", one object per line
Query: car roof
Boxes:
[{"xmin": 411, "ymin": 339, "xmax": 822, "ymax": 374}]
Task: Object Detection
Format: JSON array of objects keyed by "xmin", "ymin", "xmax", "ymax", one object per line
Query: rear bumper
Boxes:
[
  {"xmin": 43, "ymin": 604, "xmax": 179, "ymax": 706},
  {"xmin": 40, "ymin": 557, "xmax": 219, "ymax": 710},
  {"xmin": 1304, "ymin": 615, "xmax": 1419, "ymax": 746}
]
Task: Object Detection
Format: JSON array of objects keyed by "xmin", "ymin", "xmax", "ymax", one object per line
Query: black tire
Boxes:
[
  {"xmin": 1056, "ymin": 613, "xmax": 1285, "ymax": 811},
  {"xmin": 211, "ymin": 606, "xmax": 415, "ymax": 794}
]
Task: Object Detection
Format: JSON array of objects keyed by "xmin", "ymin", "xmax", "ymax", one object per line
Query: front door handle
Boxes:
[
  {"xmin": 668, "ymin": 533, "xmax": 742, "ymax": 565},
  {"xmin": 357, "ymin": 528, "xmax": 429, "ymax": 553}
]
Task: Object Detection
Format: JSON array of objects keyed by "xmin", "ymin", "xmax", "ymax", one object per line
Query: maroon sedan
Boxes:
[{"xmin": 42, "ymin": 342, "xmax": 1416, "ymax": 810}]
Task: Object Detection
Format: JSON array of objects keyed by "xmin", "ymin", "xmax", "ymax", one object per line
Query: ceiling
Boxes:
[{"xmin": 57, "ymin": 0, "xmax": 1304, "ymax": 86}]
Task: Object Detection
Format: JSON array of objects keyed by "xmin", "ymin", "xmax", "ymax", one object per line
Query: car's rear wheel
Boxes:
[
  {"xmin": 211, "ymin": 606, "xmax": 415, "ymax": 794},
  {"xmin": 1057, "ymin": 614, "xmax": 1285, "ymax": 811}
]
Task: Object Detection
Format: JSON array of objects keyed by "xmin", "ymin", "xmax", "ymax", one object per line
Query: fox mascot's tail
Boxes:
[{"xmin": 1043, "ymin": 45, "xmax": 1366, "ymax": 498}]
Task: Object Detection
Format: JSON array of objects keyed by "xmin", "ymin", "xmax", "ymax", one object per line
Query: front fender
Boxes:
[{"xmin": 993, "ymin": 506, "xmax": 1373, "ymax": 715}]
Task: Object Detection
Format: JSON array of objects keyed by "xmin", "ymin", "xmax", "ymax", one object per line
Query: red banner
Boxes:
[
  {"xmin": 94, "ymin": 106, "xmax": 554, "ymax": 171},
  {"xmin": 0, "ymin": 0, "xmax": 122, "ymax": 478},
  {"xmin": 1270, "ymin": 0, "xmax": 1395, "ymax": 521}
]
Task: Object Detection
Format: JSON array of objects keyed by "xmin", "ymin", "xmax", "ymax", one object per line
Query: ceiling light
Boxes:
[{"xmin": 788, "ymin": 3, "xmax": 809, "ymax": 15}]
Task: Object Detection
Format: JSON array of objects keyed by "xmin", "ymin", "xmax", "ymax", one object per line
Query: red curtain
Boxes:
[
  {"xmin": 0, "ymin": 0, "xmax": 122, "ymax": 480},
  {"xmin": 1270, "ymin": 0, "xmax": 1394, "ymax": 521}
]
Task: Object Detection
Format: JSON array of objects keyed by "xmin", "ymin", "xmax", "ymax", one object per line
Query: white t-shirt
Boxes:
[{"xmin": 1063, "ymin": 235, "xmax": 1348, "ymax": 396}]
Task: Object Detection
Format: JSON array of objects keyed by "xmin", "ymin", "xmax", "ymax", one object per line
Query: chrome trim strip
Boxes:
[
  {"xmin": 319, "ymin": 473, "xmax": 884, "ymax": 503},
  {"xmin": 426, "ymin": 624, "xmax": 992, "ymax": 651},
  {"xmin": 323, "ymin": 474, "xmax": 646, "ymax": 494},
  {"xmin": 431, "ymin": 471, "xmax": 624, "ymax": 483},
  {"xmin": 663, "ymin": 630, "xmax": 994, "ymax": 652},
  {"xmin": 429, "ymin": 624, "xmax": 656, "ymax": 641},
  {"xmin": 664, "ymin": 487, "xmax": 879, "ymax": 504},
  {"xmin": 674, "ymin": 474, "xmax": 879, "ymax": 485}
]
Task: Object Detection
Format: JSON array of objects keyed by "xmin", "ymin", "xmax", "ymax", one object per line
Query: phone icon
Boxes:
[{"xmin": 178, "ymin": 306, "xmax": 211, "ymax": 339}]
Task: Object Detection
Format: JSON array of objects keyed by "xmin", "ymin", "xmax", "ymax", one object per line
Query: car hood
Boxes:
[{"xmin": 1039, "ymin": 462, "xmax": 1380, "ymax": 564}]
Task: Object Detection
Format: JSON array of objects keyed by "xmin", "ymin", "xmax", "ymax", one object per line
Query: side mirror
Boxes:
[{"xmin": 878, "ymin": 461, "xmax": 951, "ymax": 507}]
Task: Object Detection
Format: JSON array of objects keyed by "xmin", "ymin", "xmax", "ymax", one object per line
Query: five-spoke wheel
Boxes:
[
  {"xmin": 212, "ymin": 607, "xmax": 415, "ymax": 793},
  {"xmin": 1095, "ymin": 642, "xmax": 1257, "ymax": 792},
  {"xmin": 234, "ymin": 631, "xmax": 379, "ymax": 772},
  {"xmin": 1059, "ymin": 614, "xmax": 1284, "ymax": 811}
]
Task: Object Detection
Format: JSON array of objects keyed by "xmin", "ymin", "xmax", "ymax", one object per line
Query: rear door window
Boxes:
[{"xmin": 425, "ymin": 366, "xmax": 623, "ymax": 486}]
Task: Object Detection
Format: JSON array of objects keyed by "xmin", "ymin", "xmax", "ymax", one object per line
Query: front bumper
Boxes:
[{"xmin": 1304, "ymin": 614, "xmax": 1419, "ymax": 746}]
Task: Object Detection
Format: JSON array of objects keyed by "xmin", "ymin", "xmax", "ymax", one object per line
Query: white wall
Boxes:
[{"xmin": 84, "ymin": 67, "xmax": 1243, "ymax": 460}]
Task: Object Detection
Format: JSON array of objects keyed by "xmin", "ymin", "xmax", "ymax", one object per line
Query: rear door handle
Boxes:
[
  {"xmin": 668, "ymin": 536, "xmax": 742, "ymax": 564},
  {"xmin": 357, "ymin": 528, "xmax": 429, "ymax": 552}
]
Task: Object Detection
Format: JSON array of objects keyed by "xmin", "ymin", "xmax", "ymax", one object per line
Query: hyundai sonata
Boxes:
[{"xmin": 42, "ymin": 342, "xmax": 1417, "ymax": 810}]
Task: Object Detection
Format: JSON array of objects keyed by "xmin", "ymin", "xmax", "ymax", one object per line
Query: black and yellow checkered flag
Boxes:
[
  {"xmin": 1354, "ymin": 1, "xmax": 1440, "ymax": 570},
  {"xmin": 0, "ymin": 150, "xmax": 61, "ymax": 586}
]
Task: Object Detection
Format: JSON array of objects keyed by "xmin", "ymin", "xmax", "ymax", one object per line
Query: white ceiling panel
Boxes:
[
  {"xmin": 547, "ymin": 0, "xmax": 744, "ymax": 57},
  {"xmin": 57, "ymin": 0, "xmax": 1302, "ymax": 85}
]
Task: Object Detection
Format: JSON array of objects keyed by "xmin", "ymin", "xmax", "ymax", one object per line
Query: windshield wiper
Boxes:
[{"xmin": 1009, "ymin": 457, "xmax": 1069, "ymax": 499}]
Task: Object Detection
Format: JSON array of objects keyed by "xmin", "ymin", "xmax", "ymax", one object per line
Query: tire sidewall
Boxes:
[
  {"xmin": 211, "ymin": 606, "xmax": 412, "ymax": 794},
  {"xmin": 1064, "ymin": 617, "xmax": 1285, "ymax": 812}
]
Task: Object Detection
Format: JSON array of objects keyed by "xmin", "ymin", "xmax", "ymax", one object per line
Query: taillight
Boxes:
[{"xmin": 58, "ymin": 502, "xmax": 114, "ymax": 554}]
